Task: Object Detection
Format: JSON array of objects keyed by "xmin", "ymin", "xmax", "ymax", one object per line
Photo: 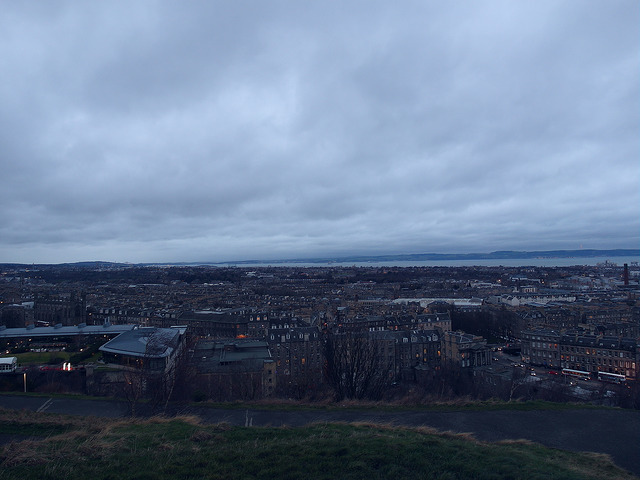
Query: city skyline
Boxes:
[{"xmin": 1, "ymin": 1, "xmax": 638, "ymax": 264}]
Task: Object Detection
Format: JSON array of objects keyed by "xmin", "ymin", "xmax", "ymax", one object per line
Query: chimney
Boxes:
[{"xmin": 623, "ymin": 264, "xmax": 629, "ymax": 286}]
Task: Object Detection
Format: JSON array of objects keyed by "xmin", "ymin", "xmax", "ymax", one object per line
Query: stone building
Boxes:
[
  {"xmin": 34, "ymin": 293, "xmax": 86, "ymax": 326},
  {"xmin": 370, "ymin": 329, "xmax": 441, "ymax": 381},
  {"xmin": 176, "ymin": 309, "xmax": 250, "ymax": 338},
  {"xmin": 442, "ymin": 331, "xmax": 492, "ymax": 368},
  {"xmin": 559, "ymin": 333, "xmax": 638, "ymax": 380},
  {"xmin": 267, "ymin": 326, "xmax": 322, "ymax": 395},
  {"xmin": 0, "ymin": 303, "xmax": 33, "ymax": 328},
  {"xmin": 521, "ymin": 329, "xmax": 639, "ymax": 380},
  {"xmin": 191, "ymin": 339, "xmax": 275, "ymax": 400},
  {"xmin": 337, "ymin": 312, "xmax": 451, "ymax": 334},
  {"xmin": 520, "ymin": 328, "xmax": 561, "ymax": 369}
]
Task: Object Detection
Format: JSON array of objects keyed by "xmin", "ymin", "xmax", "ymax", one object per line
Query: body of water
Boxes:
[{"xmin": 223, "ymin": 256, "xmax": 640, "ymax": 268}]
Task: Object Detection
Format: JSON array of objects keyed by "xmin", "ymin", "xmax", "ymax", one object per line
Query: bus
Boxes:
[
  {"xmin": 597, "ymin": 371, "xmax": 626, "ymax": 384},
  {"xmin": 562, "ymin": 368, "xmax": 591, "ymax": 380}
]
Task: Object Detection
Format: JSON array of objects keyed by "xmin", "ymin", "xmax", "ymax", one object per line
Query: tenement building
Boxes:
[
  {"xmin": 176, "ymin": 309, "xmax": 250, "ymax": 338},
  {"xmin": 520, "ymin": 329, "xmax": 561, "ymax": 369},
  {"xmin": 267, "ymin": 326, "xmax": 323, "ymax": 395},
  {"xmin": 336, "ymin": 312, "xmax": 451, "ymax": 334},
  {"xmin": 559, "ymin": 333, "xmax": 638, "ymax": 380},
  {"xmin": 34, "ymin": 293, "xmax": 86, "ymax": 326},
  {"xmin": 369, "ymin": 329, "xmax": 442, "ymax": 381},
  {"xmin": 521, "ymin": 329, "xmax": 640, "ymax": 380}
]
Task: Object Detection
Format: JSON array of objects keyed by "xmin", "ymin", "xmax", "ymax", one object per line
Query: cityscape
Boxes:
[{"xmin": 1, "ymin": 256, "xmax": 638, "ymax": 409}]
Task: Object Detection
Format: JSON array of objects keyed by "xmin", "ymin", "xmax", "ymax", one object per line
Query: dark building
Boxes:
[
  {"xmin": 370, "ymin": 329, "xmax": 442, "ymax": 381},
  {"xmin": 176, "ymin": 309, "xmax": 250, "ymax": 338},
  {"xmin": 267, "ymin": 326, "xmax": 323, "ymax": 395},
  {"xmin": 191, "ymin": 339, "xmax": 275, "ymax": 400},
  {"xmin": 0, "ymin": 303, "xmax": 33, "ymax": 328},
  {"xmin": 34, "ymin": 293, "xmax": 86, "ymax": 326},
  {"xmin": 337, "ymin": 312, "xmax": 451, "ymax": 334}
]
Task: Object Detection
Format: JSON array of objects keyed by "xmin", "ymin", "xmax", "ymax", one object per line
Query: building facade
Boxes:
[
  {"xmin": 442, "ymin": 331, "xmax": 492, "ymax": 368},
  {"xmin": 559, "ymin": 333, "xmax": 638, "ymax": 380},
  {"xmin": 520, "ymin": 329, "xmax": 561, "ymax": 369}
]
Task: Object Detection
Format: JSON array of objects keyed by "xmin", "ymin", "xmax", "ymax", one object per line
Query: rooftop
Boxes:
[
  {"xmin": 0, "ymin": 323, "xmax": 137, "ymax": 339},
  {"xmin": 99, "ymin": 327, "xmax": 185, "ymax": 359}
]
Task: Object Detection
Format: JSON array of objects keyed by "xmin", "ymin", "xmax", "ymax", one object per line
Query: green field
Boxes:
[
  {"xmin": 10, "ymin": 351, "xmax": 103, "ymax": 366},
  {"xmin": 12, "ymin": 351, "xmax": 72, "ymax": 365},
  {"xmin": 0, "ymin": 408, "xmax": 636, "ymax": 480}
]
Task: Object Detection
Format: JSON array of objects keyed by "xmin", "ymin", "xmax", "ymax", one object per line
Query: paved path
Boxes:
[
  {"xmin": 0, "ymin": 394, "xmax": 129, "ymax": 417},
  {"xmin": 2, "ymin": 395, "xmax": 639, "ymax": 476}
]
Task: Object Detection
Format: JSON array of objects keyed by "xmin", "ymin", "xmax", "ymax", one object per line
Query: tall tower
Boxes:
[{"xmin": 623, "ymin": 264, "xmax": 629, "ymax": 287}]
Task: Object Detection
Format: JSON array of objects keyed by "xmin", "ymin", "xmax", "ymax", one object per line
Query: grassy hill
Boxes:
[{"xmin": 0, "ymin": 408, "xmax": 636, "ymax": 480}]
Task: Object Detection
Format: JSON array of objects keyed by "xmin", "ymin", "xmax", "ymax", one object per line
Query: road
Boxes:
[
  {"xmin": 496, "ymin": 351, "xmax": 623, "ymax": 402},
  {"xmin": 1, "ymin": 394, "xmax": 639, "ymax": 476}
]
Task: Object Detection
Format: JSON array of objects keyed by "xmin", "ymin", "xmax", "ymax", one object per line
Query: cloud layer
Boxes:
[{"xmin": 1, "ymin": 1, "xmax": 638, "ymax": 263}]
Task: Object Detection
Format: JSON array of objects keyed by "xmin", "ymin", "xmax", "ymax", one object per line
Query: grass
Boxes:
[
  {"xmin": 193, "ymin": 397, "xmax": 612, "ymax": 413},
  {"xmin": 0, "ymin": 392, "xmax": 619, "ymax": 413},
  {"xmin": 12, "ymin": 352, "xmax": 71, "ymax": 365},
  {"xmin": 0, "ymin": 409, "xmax": 636, "ymax": 480}
]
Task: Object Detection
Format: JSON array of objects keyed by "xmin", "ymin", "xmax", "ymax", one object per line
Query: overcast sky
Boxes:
[{"xmin": 1, "ymin": 1, "xmax": 638, "ymax": 264}]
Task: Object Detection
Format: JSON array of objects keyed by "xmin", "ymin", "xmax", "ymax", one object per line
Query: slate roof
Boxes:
[
  {"xmin": 0, "ymin": 323, "xmax": 137, "ymax": 339},
  {"xmin": 99, "ymin": 327, "xmax": 184, "ymax": 359}
]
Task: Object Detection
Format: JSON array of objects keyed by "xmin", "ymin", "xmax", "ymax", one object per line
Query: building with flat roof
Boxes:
[
  {"xmin": 0, "ymin": 323, "xmax": 137, "ymax": 340},
  {"xmin": 99, "ymin": 326, "xmax": 187, "ymax": 372}
]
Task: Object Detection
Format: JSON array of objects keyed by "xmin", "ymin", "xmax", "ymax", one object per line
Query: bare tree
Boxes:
[
  {"xmin": 121, "ymin": 360, "xmax": 148, "ymax": 417},
  {"xmin": 324, "ymin": 332, "xmax": 390, "ymax": 401},
  {"xmin": 120, "ymin": 329, "xmax": 183, "ymax": 416},
  {"xmin": 508, "ymin": 366, "xmax": 529, "ymax": 401}
]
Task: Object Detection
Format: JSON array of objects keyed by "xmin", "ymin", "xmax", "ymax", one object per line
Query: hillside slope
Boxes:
[{"xmin": 0, "ymin": 409, "xmax": 637, "ymax": 480}]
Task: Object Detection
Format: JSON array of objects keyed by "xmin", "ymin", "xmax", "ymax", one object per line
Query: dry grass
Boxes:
[
  {"xmin": 1, "ymin": 428, "xmax": 126, "ymax": 467},
  {"xmin": 0, "ymin": 407, "xmax": 92, "ymax": 428},
  {"xmin": 0, "ymin": 409, "xmax": 637, "ymax": 480},
  {"xmin": 495, "ymin": 438, "xmax": 537, "ymax": 446}
]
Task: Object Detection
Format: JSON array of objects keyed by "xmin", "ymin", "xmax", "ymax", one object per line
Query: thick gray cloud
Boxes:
[{"xmin": 0, "ymin": 1, "xmax": 638, "ymax": 263}]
